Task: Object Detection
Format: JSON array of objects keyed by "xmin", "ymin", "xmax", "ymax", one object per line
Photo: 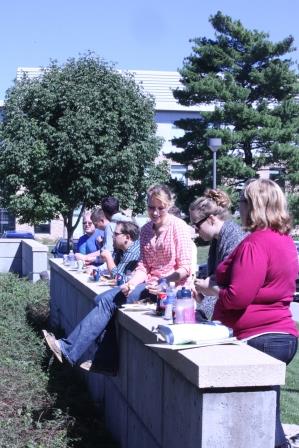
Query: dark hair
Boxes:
[
  {"xmin": 116, "ymin": 221, "xmax": 140, "ymax": 241},
  {"xmin": 90, "ymin": 207, "xmax": 106, "ymax": 223},
  {"xmin": 101, "ymin": 196, "xmax": 119, "ymax": 217}
]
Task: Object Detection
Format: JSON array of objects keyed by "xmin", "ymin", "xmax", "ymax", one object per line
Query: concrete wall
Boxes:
[
  {"xmin": 49, "ymin": 259, "xmax": 286, "ymax": 448},
  {"xmin": 0, "ymin": 238, "xmax": 48, "ymax": 282}
]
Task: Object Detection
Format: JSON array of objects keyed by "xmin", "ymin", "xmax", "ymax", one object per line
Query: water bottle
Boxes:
[
  {"xmin": 156, "ymin": 278, "xmax": 168, "ymax": 316},
  {"xmin": 181, "ymin": 287, "xmax": 196, "ymax": 323},
  {"xmin": 68, "ymin": 250, "xmax": 76, "ymax": 268},
  {"xmin": 175, "ymin": 287, "xmax": 195, "ymax": 324},
  {"xmin": 164, "ymin": 282, "xmax": 176, "ymax": 321},
  {"xmin": 175, "ymin": 288, "xmax": 184, "ymax": 324}
]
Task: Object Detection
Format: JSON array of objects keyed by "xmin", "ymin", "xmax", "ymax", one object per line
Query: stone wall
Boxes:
[{"xmin": 49, "ymin": 259, "xmax": 286, "ymax": 448}]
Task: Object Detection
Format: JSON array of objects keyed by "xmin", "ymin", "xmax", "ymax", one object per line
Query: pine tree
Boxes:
[{"xmin": 170, "ymin": 11, "xmax": 299, "ymax": 202}]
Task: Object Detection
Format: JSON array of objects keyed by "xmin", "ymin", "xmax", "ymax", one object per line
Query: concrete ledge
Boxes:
[
  {"xmin": 118, "ymin": 308, "xmax": 286, "ymax": 389},
  {"xmin": 0, "ymin": 238, "xmax": 48, "ymax": 281},
  {"xmin": 49, "ymin": 259, "xmax": 285, "ymax": 448}
]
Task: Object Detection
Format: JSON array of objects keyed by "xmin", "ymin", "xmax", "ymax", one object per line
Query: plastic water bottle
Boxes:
[
  {"xmin": 181, "ymin": 287, "xmax": 196, "ymax": 323},
  {"xmin": 156, "ymin": 278, "xmax": 168, "ymax": 316},
  {"xmin": 175, "ymin": 287, "xmax": 195, "ymax": 324},
  {"xmin": 68, "ymin": 250, "xmax": 76, "ymax": 268},
  {"xmin": 164, "ymin": 282, "xmax": 176, "ymax": 321}
]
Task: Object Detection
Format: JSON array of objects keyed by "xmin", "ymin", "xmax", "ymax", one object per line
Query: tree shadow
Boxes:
[{"xmin": 26, "ymin": 301, "xmax": 118, "ymax": 448}]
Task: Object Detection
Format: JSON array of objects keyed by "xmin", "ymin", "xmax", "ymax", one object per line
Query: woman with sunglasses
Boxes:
[
  {"xmin": 211, "ymin": 179, "xmax": 298, "ymax": 448},
  {"xmin": 189, "ymin": 189, "xmax": 245, "ymax": 319}
]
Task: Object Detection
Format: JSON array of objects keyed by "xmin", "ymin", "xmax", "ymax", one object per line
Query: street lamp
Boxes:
[{"xmin": 208, "ymin": 137, "xmax": 222, "ymax": 189}]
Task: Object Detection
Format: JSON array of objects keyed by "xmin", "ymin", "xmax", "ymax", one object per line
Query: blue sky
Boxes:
[{"xmin": 1, "ymin": 0, "xmax": 299, "ymax": 100}]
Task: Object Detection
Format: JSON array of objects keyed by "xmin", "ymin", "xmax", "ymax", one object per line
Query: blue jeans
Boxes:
[
  {"xmin": 59, "ymin": 283, "xmax": 149, "ymax": 367},
  {"xmin": 247, "ymin": 333, "xmax": 298, "ymax": 448}
]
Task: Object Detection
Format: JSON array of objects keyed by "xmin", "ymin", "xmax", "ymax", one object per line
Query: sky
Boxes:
[{"xmin": 1, "ymin": 0, "xmax": 299, "ymax": 100}]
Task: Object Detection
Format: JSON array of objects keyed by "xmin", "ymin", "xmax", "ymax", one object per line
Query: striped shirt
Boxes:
[{"xmin": 131, "ymin": 214, "xmax": 192, "ymax": 286}]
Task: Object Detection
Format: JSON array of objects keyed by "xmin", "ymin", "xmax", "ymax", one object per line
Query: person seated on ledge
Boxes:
[
  {"xmin": 201, "ymin": 179, "xmax": 298, "ymax": 448},
  {"xmin": 189, "ymin": 188, "xmax": 246, "ymax": 319},
  {"xmin": 43, "ymin": 219, "xmax": 140, "ymax": 374},
  {"xmin": 76, "ymin": 211, "xmax": 105, "ymax": 256},
  {"xmin": 43, "ymin": 184, "xmax": 192, "ymax": 374},
  {"xmin": 77, "ymin": 199, "xmax": 131, "ymax": 266}
]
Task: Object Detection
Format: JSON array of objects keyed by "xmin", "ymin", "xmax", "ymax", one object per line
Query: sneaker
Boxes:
[
  {"xmin": 42, "ymin": 330, "xmax": 63, "ymax": 363},
  {"xmin": 79, "ymin": 360, "xmax": 117, "ymax": 376}
]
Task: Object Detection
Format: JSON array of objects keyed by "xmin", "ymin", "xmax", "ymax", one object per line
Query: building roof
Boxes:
[
  {"xmin": 16, "ymin": 67, "xmax": 212, "ymax": 112},
  {"xmin": 127, "ymin": 70, "xmax": 206, "ymax": 112}
]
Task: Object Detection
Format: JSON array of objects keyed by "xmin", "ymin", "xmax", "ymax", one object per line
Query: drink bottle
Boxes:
[
  {"xmin": 164, "ymin": 282, "xmax": 176, "ymax": 321},
  {"xmin": 156, "ymin": 278, "xmax": 168, "ymax": 316}
]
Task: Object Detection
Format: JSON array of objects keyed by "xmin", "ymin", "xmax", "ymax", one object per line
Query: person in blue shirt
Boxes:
[{"xmin": 76, "ymin": 212, "xmax": 104, "ymax": 255}]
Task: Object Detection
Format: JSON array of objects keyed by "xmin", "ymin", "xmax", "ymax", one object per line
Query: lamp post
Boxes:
[{"xmin": 208, "ymin": 137, "xmax": 222, "ymax": 189}]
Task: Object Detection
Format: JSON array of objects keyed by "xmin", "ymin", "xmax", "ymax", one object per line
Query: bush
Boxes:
[{"xmin": 0, "ymin": 273, "xmax": 117, "ymax": 448}]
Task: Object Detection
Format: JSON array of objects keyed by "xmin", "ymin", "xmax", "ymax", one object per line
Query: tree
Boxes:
[
  {"xmin": 0, "ymin": 54, "xmax": 169, "ymax": 241},
  {"xmin": 169, "ymin": 11, "xmax": 299, "ymax": 207}
]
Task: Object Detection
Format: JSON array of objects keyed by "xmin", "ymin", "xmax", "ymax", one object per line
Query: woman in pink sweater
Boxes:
[{"xmin": 212, "ymin": 179, "xmax": 298, "ymax": 448}]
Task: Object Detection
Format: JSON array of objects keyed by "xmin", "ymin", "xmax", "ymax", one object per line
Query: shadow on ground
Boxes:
[{"xmin": 26, "ymin": 300, "xmax": 119, "ymax": 448}]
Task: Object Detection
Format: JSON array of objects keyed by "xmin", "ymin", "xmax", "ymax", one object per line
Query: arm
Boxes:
[
  {"xmin": 165, "ymin": 220, "xmax": 192, "ymax": 283},
  {"xmin": 102, "ymin": 223, "xmax": 114, "ymax": 253},
  {"xmin": 100, "ymin": 249, "xmax": 116, "ymax": 274},
  {"xmin": 217, "ymin": 241, "xmax": 268, "ymax": 310}
]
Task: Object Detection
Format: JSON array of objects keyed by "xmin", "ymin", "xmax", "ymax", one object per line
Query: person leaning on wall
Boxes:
[
  {"xmin": 189, "ymin": 188, "xmax": 246, "ymax": 319},
  {"xmin": 205, "ymin": 179, "xmax": 298, "ymax": 448}
]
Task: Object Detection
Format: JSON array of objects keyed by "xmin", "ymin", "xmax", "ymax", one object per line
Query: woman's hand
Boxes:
[
  {"xmin": 120, "ymin": 282, "xmax": 135, "ymax": 297},
  {"xmin": 194, "ymin": 277, "xmax": 219, "ymax": 298},
  {"xmin": 146, "ymin": 281, "xmax": 159, "ymax": 296}
]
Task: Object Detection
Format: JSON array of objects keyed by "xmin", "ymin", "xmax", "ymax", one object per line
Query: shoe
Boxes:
[
  {"xmin": 79, "ymin": 360, "xmax": 117, "ymax": 376},
  {"xmin": 42, "ymin": 330, "xmax": 63, "ymax": 363}
]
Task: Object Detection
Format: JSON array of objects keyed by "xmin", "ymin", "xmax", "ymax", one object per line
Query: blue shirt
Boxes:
[{"xmin": 77, "ymin": 229, "xmax": 104, "ymax": 255}]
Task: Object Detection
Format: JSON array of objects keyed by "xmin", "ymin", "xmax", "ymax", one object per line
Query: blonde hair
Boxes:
[
  {"xmin": 242, "ymin": 179, "xmax": 291, "ymax": 234},
  {"xmin": 189, "ymin": 189, "xmax": 231, "ymax": 223},
  {"xmin": 147, "ymin": 184, "xmax": 173, "ymax": 207}
]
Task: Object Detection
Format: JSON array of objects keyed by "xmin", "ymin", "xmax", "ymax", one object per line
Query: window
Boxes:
[
  {"xmin": 0, "ymin": 208, "xmax": 15, "ymax": 235},
  {"xmin": 171, "ymin": 165, "xmax": 188, "ymax": 185},
  {"xmin": 34, "ymin": 223, "xmax": 51, "ymax": 234}
]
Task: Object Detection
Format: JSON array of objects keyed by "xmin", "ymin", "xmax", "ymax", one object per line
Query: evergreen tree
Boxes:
[
  {"xmin": 170, "ymin": 11, "xmax": 299, "ymax": 203},
  {"xmin": 0, "ymin": 54, "xmax": 169, "ymax": 241}
]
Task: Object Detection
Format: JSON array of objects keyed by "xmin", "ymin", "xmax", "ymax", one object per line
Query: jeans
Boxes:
[
  {"xmin": 59, "ymin": 283, "xmax": 149, "ymax": 368},
  {"xmin": 247, "ymin": 333, "xmax": 298, "ymax": 448}
]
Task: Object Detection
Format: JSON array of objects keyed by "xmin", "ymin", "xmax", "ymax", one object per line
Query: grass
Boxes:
[
  {"xmin": 0, "ymin": 273, "xmax": 297, "ymax": 448},
  {"xmin": 281, "ymin": 323, "xmax": 299, "ymax": 424},
  {"xmin": 0, "ymin": 273, "xmax": 118, "ymax": 448}
]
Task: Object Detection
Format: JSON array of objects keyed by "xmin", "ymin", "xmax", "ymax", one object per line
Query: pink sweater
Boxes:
[
  {"xmin": 213, "ymin": 229, "xmax": 299, "ymax": 339},
  {"xmin": 131, "ymin": 214, "xmax": 192, "ymax": 286}
]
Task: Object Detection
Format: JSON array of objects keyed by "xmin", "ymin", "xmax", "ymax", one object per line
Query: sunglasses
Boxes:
[
  {"xmin": 193, "ymin": 216, "xmax": 209, "ymax": 230},
  {"xmin": 113, "ymin": 231, "xmax": 124, "ymax": 237}
]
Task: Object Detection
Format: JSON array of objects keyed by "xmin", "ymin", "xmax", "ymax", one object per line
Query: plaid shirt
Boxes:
[
  {"xmin": 131, "ymin": 214, "xmax": 192, "ymax": 286},
  {"xmin": 110, "ymin": 240, "xmax": 140, "ymax": 278}
]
